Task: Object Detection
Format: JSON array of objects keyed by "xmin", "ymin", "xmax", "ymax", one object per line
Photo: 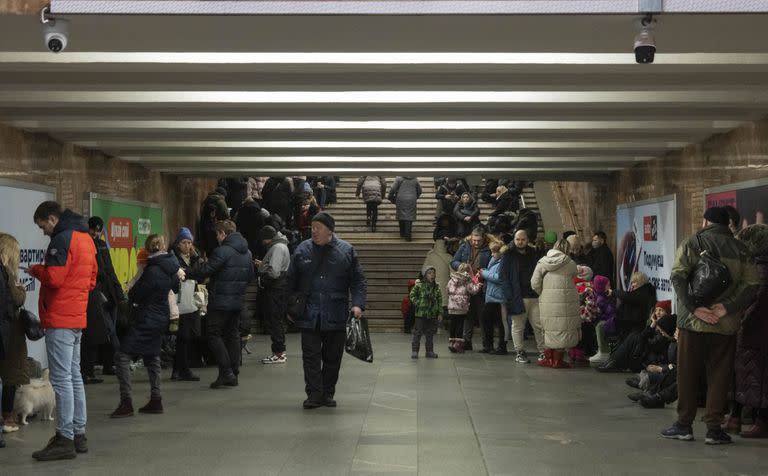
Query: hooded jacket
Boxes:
[
  {"xmin": 409, "ymin": 266, "xmax": 443, "ymax": 319},
  {"xmin": 531, "ymin": 249, "xmax": 581, "ymax": 349},
  {"xmin": 258, "ymin": 232, "xmax": 290, "ymax": 282},
  {"xmin": 388, "ymin": 176, "xmax": 422, "ymax": 222},
  {"xmin": 121, "ymin": 252, "xmax": 180, "ymax": 356},
  {"xmin": 356, "ymin": 176, "xmax": 387, "ymax": 204},
  {"xmin": 446, "ymin": 271, "xmax": 483, "ymax": 314},
  {"xmin": 29, "ymin": 210, "xmax": 98, "ymax": 329},
  {"xmin": 482, "ymin": 256, "xmax": 512, "ymax": 305},
  {"xmin": 187, "ymin": 232, "xmax": 255, "ymax": 311},
  {"xmin": 671, "ymin": 224, "xmax": 758, "ymax": 335},
  {"xmin": 451, "ymin": 239, "xmax": 492, "ymax": 273}
]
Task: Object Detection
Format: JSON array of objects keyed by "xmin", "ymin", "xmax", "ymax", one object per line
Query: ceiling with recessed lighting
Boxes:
[{"xmin": 1, "ymin": 7, "xmax": 768, "ymax": 179}]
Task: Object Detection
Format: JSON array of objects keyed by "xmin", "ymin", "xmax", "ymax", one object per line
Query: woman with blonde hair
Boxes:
[
  {"xmin": 110, "ymin": 234, "xmax": 180, "ymax": 418},
  {"xmin": 0, "ymin": 233, "xmax": 28, "ymax": 439},
  {"xmin": 532, "ymin": 239, "xmax": 581, "ymax": 368},
  {"xmin": 613, "ymin": 270, "xmax": 657, "ymax": 341}
]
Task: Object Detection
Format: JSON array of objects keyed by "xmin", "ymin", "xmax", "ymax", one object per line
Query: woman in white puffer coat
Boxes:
[{"xmin": 531, "ymin": 239, "xmax": 581, "ymax": 369}]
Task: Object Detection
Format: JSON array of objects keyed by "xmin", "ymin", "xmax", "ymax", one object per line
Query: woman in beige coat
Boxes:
[{"xmin": 531, "ymin": 239, "xmax": 581, "ymax": 369}]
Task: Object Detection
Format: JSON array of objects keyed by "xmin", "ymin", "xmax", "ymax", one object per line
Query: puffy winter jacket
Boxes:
[
  {"xmin": 121, "ymin": 252, "xmax": 180, "ymax": 356},
  {"xmin": 451, "ymin": 240, "xmax": 492, "ymax": 272},
  {"xmin": 288, "ymin": 237, "xmax": 367, "ymax": 331},
  {"xmin": 446, "ymin": 271, "xmax": 483, "ymax": 314},
  {"xmin": 531, "ymin": 249, "xmax": 581, "ymax": 349},
  {"xmin": 187, "ymin": 232, "xmax": 254, "ymax": 311},
  {"xmin": 482, "ymin": 257, "xmax": 510, "ymax": 304},
  {"xmin": 410, "ymin": 272, "xmax": 442, "ymax": 319},
  {"xmin": 29, "ymin": 210, "xmax": 98, "ymax": 329},
  {"xmin": 356, "ymin": 176, "xmax": 387, "ymax": 204}
]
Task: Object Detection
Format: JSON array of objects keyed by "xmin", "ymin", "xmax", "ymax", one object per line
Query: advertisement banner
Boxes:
[
  {"xmin": 704, "ymin": 178, "xmax": 768, "ymax": 229},
  {"xmin": 0, "ymin": 179, "xmax": 56, "ymax": 366},
  {"xmin": 616, "ymin": 195, "xmax": 679, "ymax": 310},
  {"xmin": 87, "ymin": 194, "xmax": 163, "ymax": 287}
]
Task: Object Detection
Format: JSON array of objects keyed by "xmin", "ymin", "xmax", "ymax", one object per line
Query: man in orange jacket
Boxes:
[{"xmin": 27, "ymin": 201, "xmax": 97, "ymax": 461}]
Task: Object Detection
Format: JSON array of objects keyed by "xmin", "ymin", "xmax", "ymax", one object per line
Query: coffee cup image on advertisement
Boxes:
[{"xmin": 618, "ymin": 229, "xmax": 640, "ymax": 292}]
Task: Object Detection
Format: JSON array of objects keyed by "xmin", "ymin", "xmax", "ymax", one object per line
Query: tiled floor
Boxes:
[{"xmin": 2, "ymin": 333, "xmax": 766, "ymax": 475}]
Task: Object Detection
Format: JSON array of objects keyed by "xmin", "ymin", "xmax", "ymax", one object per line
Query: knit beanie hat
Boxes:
[
  {"xmin": 544, "ymin": 230, "xmax": 558, "ymax": 245},
  {"xmin": 703, "ymin": 207, "xmax": 729, "ymax": 226},
  {"xmin": 88, "ymin": 216, "xmax": 104, "ymax": 232},
  {"xmin": 576, "ymin": 265, "xmax": 594, "ymax": 281},
  {"xmin": 176, "ymin": 227, "xmax": 193, "ymax": 243},
  {"xmin": 655, "ymin": 300, "xmax": 672, "ymax": 316},
  {"xmin": 311, "ymin": 212, "xmax": 335, "ymax": 232},
  {"xmin": 593, "ymin": 275, "xmax": 610, "ymax": 293},
  {"xmin": 302, "ymin": 182, "xmax": 312, "ymax": 193},
  {"xmin": 259, "ymin": 225, "xmax": 277, "ymax": 241}
]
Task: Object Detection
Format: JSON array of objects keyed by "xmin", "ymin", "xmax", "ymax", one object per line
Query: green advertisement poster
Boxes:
[{"xmin": 87, "ymin": 193, "xmax": 164, "ymax": 287}]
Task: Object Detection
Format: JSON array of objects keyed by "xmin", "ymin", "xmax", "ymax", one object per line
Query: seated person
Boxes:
[
  {"xmin": 626, "ymin": 335, "xmax": 679, "ymax": 408},
  {"xmin": 597, "ymin": 303, "xmax": 675, "ymax": 373},
  {"xmin": 434, "ymin": 214, "xmax": 460, "ymax": 255}
]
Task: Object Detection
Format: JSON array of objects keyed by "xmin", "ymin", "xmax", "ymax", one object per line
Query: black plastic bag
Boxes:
[
  {"xmin": 688, "ymin": 234, "xmax": 732, "ymax": 307},
  {"xmin": 20, "ymin": 308, "xmax": 45, "ymax": 341},
  {"xmin": 345, "ymin": 313, "xmax": 373, "ymax": 363}
]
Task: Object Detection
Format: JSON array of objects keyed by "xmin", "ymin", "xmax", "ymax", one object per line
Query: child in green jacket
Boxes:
[{"xmin": 409, "ymin": 266, "xmax": 443, "ymax": 358}]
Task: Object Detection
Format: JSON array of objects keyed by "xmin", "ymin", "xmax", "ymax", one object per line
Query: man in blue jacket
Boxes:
[
  {"xmin": 187, "ymin": 220, "xmax": 254, "ymax": 389},
  {"xmin": 289, "ymin": 212, "xmax": 367, "ymax": 409}
]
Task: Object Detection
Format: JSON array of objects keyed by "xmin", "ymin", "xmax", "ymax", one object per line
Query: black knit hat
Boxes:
[
  {"xmin": 259, "ymin": 225, "xmax": 277, "ymax": 241},
  {"xmin": 88, "ymin": 216, "xmax": 104, "ymax": 232},
  {"xmin": 703, "ymin": 207, "xmax": 729, "ymax": 226},
  {"xmin": 311, "ymin": 212, "xmax": 336, "ymax": 232}
]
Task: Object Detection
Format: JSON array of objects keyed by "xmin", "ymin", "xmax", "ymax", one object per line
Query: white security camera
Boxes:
[
  {"xmin": 42, "ymin": 18, "xmax": 70, "ymax": 53},
  {"xmin": 634, "ymin": 15, "xmax": 656, "ymax": 64}
]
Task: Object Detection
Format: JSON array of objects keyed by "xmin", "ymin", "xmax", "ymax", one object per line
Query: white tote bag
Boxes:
[{"xmin": 177, "ymin": 279, "xmax": 199, "ymax": 315}]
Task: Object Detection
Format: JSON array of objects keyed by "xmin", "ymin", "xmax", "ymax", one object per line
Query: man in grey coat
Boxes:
[
  {"xmin": 288, "ymin": 212, "xmax": 367, "ymax": 409},
  {"xmin": 256, "ymin": 226, "xmax": 291, "ymax": 364}
]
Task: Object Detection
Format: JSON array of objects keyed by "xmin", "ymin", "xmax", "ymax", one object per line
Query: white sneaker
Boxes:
[
  {"xmin": 262, "ymin": 353, "xmax": 286, "ymax": 364},
  {"xmin": 588, "ymin": 352, "xmax": 610, "ymax": 364}
]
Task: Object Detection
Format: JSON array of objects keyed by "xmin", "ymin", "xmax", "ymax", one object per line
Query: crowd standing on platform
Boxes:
[{"xmin": 0, "ymin": 173, "xmax": 765, "ymax": 459}]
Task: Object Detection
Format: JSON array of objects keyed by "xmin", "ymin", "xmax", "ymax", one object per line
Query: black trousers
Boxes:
[
  {"xmin": 301, "ymin": 329, "xmax": 346, "ymax": 401},
  {"xmin": 2, "ymin": 385, "xmax": 16, "ymax": 413},
  {"xmin": 398, "ymin": 220, "xmax": 413, "ymax": 240},
  {"xmin": 366, "ymin": 202, "xmax": 379, "ymax": 227},
  {"xmin": 263, "ymin": 283, "xmax": 287, "ymax": 354},
  {"xmin": 481, "ymin": 303, "xmax": 506, "ymax": 351},
  {"xmin": 449, "ymin": 314, "xmax": 466, "ymax": 339},
  {"xmin": 610, "ymin": 331, "xmax": 644, "ymax": 372},
  {"xmin": 174, "ymin": 312, "xmax": 200, "ymax": 375},
  {"xmin": 206, "ymin": 309, "xmax": 242, "ymax": 376}
]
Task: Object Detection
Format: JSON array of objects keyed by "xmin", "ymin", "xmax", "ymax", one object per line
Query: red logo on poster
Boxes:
[
  {"xmin": 705, "ymin": 191, "xmax": 737, "ymax": 209},
  {"xmin": 107, "ymin": 218, "xmax": 133, "ymax": 248},
  {"xmin": 643, "ymin": 216, "xmax": 658, "ymax": 241}
]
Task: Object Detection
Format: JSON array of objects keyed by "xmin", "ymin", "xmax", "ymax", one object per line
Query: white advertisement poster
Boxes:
[
  {"xmin": 616, "ymin": 195, "xmax": 679, "ymax": 309},
  {"xmin": 0, "ymin": 179, "xmax": 56, "ymax": 367}
]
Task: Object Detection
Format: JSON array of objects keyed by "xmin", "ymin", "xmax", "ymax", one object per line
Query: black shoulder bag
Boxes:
[
  {"xmin": 286, "ymin": 250, "xmax": 325, "ymax": 321},
  {"xmin": 688, "ymin": 233, "xmax": 732, "ymax": 307}
]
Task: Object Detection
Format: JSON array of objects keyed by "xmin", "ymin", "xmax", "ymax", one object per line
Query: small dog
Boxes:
[{"xmin": 13, "ymin": 369, "xmax": 56, "ymax": 425}]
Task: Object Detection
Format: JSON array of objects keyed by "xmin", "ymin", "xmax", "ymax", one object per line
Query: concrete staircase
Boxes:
[{"xmin": 326, "ymin": 177, "xmax": 544, "ymax": 332}]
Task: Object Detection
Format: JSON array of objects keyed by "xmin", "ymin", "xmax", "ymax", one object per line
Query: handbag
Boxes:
[
  {"xmin": 20, "ymin": 308, "xmax": 45, "ymax": 341},
  {"xmin": 688, "ymin": 233, "xmax": 732, "ymax": 307},
  {"xmin": 286, "ymin": 250, "xmax": 325, "ymax": 321},
  {"xmin": 176, "ymin": 280, "xmax": 199, "ymax": 315}
]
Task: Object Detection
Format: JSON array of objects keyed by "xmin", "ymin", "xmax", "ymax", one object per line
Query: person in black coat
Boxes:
[
  {"xmin": 82, "ymin": 217, "xmax": 125, "ymax": 384},
  {"xmin": 186, "ymin": 220, "xmax": 255, "ymax": 389},
  {"xmin": 262, "ymin": 176, "xmax": 294, "ymax": 229},
  {"xmin": 436, "ymin": 178, "xmax": 466, "ymax": 217},
  {"xmin": 199, "ymin": 189, "xmax": 230, "ymax": 258},
  {"xmin": 597, "ymin": 307, "xmax": 675, "ymax": 373},
  {"xmin": 235, "ymin": 197, "xmax": 267, "ymax": 258},
  {"xmin": 218, "ymin": 177, "xmax": 249, "ymax": 216},
  {"xmin": 111, "ymin": 235, "xmax": 180, "ymax": 418},
  {"xmin": 170, "ymin": 227, "xmax": 203, "ymax": 382},
  {"xmin": 614, "ymin": 272, "xmax": 657, "ymax": 340},
  {"xmin": 586, "ymin": 231, "xmax": 615, "ymax": 286}
]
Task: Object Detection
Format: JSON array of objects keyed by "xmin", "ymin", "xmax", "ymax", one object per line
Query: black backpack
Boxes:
[{"xmin": 688, "ymin": 233, "xmax": 732, "ymax": 307}]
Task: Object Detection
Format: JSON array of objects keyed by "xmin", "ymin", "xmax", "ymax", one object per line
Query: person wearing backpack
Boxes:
[{"xmin": 662, "ymin": 207, "xmax": 759, "ymax": 445}]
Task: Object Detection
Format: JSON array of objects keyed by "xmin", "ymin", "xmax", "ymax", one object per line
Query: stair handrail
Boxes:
[{"xmin": 553, "ymin": 181, "xmax": 583, "ymax": 236}]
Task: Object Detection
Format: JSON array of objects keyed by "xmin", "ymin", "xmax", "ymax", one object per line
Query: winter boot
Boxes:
[
  {"xmin": 740, "ymin": 418, "xmax": 768, "ymax": 438},
  {"xmin": 3, "ymin": 412, "xmax": 19, "ymax": 433},
  {"xmin": 210, "ymin": 371, "xmax": 238, "ymax": 389},
  {"xmin": 32, "ymin": 433, "xmax": 76, "ymax": 461},
  {"xmin": 448, "ymin": 339, "xmax": 457, "ymax": 353},
  {"xmin": 138, "ymin": 397, "xmax": 164, "ymax": 414},
  {"xmin": 568, "ymin": 348, "xmax": 589, "ymax": 366},
  {"xmin": 454, "ymin": 339, "xmax": 465, "ymax": 353},
  {"xmin": 537, "ymin": 349, "xmax": 553, "ymax": 367},
  {"xmin": 550, "ymin": 350, "xmax": 572, "ymax": 369},
  {"xmin": 110, "ymin": 398, "xmax": 135, "ymax": 418},
  {"xmin": 425, "ymin": 340, "xmax": 438, "ymax": 358}
]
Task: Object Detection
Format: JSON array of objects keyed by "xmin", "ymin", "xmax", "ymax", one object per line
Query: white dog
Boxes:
[{"xmin": 13, "ymin": 369, "xmax": 56, "ymax": 425}]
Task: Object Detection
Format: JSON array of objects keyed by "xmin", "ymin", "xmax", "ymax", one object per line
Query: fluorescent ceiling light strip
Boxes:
[
  {"xmin": 49, "ymin": 1, "xmax": 768, "ymax": 15},
  {"xmin": 0, "ymin": 91, "xmax": 763, "ymax": 105},
  {"xmin": 153, "ymin": 167, "xmax": 623, "ymax": 173},
  {"xmin": 87, "ymin": 141, "xmax": 682, "ymax": 150},
  {"xmin": 14, "ymin": 120, "xmax": 738, "ymax": 130},
  {"xmin": 123, "ymin": 156, "xmax": 647, "ymax": 163},
  {"xmin": 5, "ymin": 52, "xmax": 768, "ymax": 65}
]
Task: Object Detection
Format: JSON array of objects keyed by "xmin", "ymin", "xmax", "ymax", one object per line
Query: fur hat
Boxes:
[{"xmin": 311, "ymin": 212, "xmax": 335, "ymax": 232}]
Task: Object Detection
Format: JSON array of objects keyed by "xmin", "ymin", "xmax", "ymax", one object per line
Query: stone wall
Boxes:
[
  {"xmin": 0, "ymin": 124, "xmax": 214, "ymax": 238},
  {"xmin": 556, "ymin": 118, "xmax": 768, "ymax": 248}
]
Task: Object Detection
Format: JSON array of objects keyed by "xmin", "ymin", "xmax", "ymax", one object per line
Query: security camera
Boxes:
[
  {"xmin": 634, "ymin": 15, "xmax": 656, "ymax": 64},
  {"xmin": 42, "ymin": 17, "xmax": 70, "ymax": 53}
]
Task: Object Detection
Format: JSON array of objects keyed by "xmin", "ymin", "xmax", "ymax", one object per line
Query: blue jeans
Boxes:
[{"xmin": 45, "ymin": 328, "xmax": 87, "ymax": 439}]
